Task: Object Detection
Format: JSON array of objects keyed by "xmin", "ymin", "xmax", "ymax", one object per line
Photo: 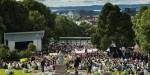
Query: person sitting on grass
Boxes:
[
  {"xmin": 22, "ymin": 62, "xmax": 28, "ymax": 73},
  {"xmin": 15, "ymin": 63, "xmax": 20, "ymax": 69},
  {"xmin": 27, "ymin": 62, "xmax": 32, "ymax": 72}
]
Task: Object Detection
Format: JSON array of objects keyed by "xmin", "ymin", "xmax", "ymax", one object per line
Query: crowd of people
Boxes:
[
  {"xmin": 0, "ymin": 53, "xmax": 58, "ymax": 75},
  {"xmin": 48, "ymin": 42, "xmax": 93, "ymax": 53},
  {"xmin": 0, "ymin": 43, "xmax": 150, "ymax": 75},
  {"xmin": 88, "ymin": 51, "xmax": 150, "ymax": 75}
]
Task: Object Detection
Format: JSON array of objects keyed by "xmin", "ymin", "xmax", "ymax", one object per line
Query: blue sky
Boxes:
[{"xmin": 37, "ymin": 0, "xmax": 150, "ymax": 7}]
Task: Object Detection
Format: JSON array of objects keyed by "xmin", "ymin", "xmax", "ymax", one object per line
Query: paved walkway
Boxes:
[
  {"xmin": 70, "ymin": 70, "xmax": 86, "ymax": 75},
  {"xmin": 32, "ymin": 72, "xmax": 42, "ymax": 75},
  {"xmin": 32, "ymin": 70, "xmax": 87, "ymax": 75}
]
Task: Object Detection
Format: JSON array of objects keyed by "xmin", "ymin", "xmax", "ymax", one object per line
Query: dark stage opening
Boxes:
[{"xmin": 15, "ymin": 41, "xmax": 33, "ymax": 50}]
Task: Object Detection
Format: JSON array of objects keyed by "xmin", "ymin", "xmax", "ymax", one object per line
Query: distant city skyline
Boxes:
[{"xmin": 37, "ymin": 0, "xmax": 150, "ymax": 7}]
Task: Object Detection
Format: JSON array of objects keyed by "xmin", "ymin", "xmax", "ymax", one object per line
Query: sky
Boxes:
[{"xmin": 37, "ymin": 0, "xmax": 150, "ymax": 7}]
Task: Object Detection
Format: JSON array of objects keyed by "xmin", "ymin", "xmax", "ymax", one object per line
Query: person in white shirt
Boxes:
[
  {"xmin": 143, "ymin": 68, "xmax": 149, "ymax": 75},
  {"xmin": 5, "ymin": 63, "xmax": 13, "ymax": 75}
]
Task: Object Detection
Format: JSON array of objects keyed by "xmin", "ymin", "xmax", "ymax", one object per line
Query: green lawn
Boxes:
[{"xmin": 0, "ymin": 69, "xmax": 31, "ymax": 75}]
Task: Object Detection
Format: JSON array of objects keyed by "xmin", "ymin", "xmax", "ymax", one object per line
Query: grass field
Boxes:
[
  {"xmin": 1, "ymin": 69, "xmax": 150, "ymax": 75},
  {"xmin": 0, "ymin": 69, "xmax": 31, "ymax": 75}
]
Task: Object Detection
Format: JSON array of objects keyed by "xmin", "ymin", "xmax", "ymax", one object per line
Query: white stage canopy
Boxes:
[
  {"xmin": 87, "ymin": 48, "xmax": 98, "ymax": 53},
  {"xmin": 75, "ymin": 49, "xmax": 85, "ymax": 54},
  {"xmin": 74, "ymin": 48, "xmax": 98, "ymax": 54},
  {"xmin": 49, "ymin": 53, "xmax": 58, "ymax": 56}
]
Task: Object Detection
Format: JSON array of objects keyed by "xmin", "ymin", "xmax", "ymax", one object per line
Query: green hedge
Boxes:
[
  {"xmin": 0, "ymin": 44, "xmax": 32, "ymax": 61},
  {"xmin": 19, "ymin": 50, "xmax": 32, "ymax": 58}
]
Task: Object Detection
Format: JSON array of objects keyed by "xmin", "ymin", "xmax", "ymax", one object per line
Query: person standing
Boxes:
[
  {"xmin": 64, "ymin": 55, "xmax": 69, "ymax": 70},
  {"xmin": 41, "ymin": 59, "xmax": 45, "ymax": 72},
  {"xmin": 87, "ymin": 58, "xmax": 93, "ymax": 75},
  {"xmin": 74, "ymin": 56, "xmax": 81, "ymax": 75},
  {"xmin": 57, "ymin": 50, "xmax": 64, "ymax": 65}
]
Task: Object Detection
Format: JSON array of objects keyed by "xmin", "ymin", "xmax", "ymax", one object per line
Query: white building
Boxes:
[
  {"xmin": 4, "ymin": 31, "xmax": 45, "ymax": 51},
  {"xmin": 59, "ymin": 37, "xmax": 92, "ymax": 46}
]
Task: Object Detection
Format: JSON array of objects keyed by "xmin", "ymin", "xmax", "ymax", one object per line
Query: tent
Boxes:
[
  {"xmin": 87, "ymin": 48, "xmax": 98, "ymax": 53},
  {"xmin": 75, "ymin": 49, "xmax": 85, "ymax": 54},
  {"xmin": 49, "ymin": 53, "xmax": 58, "ymax": 56},
  {"xmin": 74, "ymin": 48, "xmax": 98, "ymax": 54}
]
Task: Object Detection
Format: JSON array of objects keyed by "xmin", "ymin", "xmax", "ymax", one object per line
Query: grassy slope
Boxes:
[{"xmin": 0, "ymin": 69, "xmax": 31, "ymax": 75}]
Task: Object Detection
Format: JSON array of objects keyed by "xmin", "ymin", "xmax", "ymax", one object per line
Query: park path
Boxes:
[
  {"xmin": 32, "ymin": 70, "xmax": 87, "ymax": 75},
  {"xmin": 31, "ymin": 72, "xmax": 42, "ymax": 75}
]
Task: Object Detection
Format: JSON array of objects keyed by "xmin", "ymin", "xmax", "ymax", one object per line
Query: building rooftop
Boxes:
[
  {"xmin": 59, "ymin": 37, "xmax": 91, "ymax": 40},
  {"xmin": 5, "ymin": 31, "xmax": 45, "ymax": 35},
  {"xmin": 4, "ymin": 31, "xmax": 45, "ymax": 42}
]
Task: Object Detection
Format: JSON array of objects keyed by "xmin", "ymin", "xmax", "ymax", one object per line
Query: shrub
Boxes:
[
  {"xmin": 0, "ymin": 44, "xmax": 22, "ymax": 61},
  {"xmin": 19, "ymin": 50, "xmax": 32, "ymax": 58},
  {"xmin": 0, "ymin": 44, "xmax": 9, "ymax": 49},
  {"xmin": 0, "ymin": 45, "xmax": 9, "ymax": 60},
  {"xmin": 93, "ymin": 71, "xmax": 100, "ymax": 75},
  {"xmin": 27, "ymin": 43, "xmax": 36, "ymax": 51},
  {"xmin": 8, "ymin": 51, "xmax": 20, "ymax": 61}
]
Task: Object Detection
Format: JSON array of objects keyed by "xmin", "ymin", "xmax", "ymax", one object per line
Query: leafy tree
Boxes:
[
  {"xmin": 79, "ymin": 22, "xmax": 96, "ymax": 36},
  {"xmin": 27, "ymin": 43, "xmax": 36, "ymax": 51},
  {"xmin": 8, "ymin": 51, "xmax": 20, "ymax": 61},
  {"xmin": 0, "ymin": 0, "xmax": 30, "ymax": 32},
  {"xmin": 28, "ymin": 10, "xmax": 46, "ymax": 30},
  {"xmin": 140, "ymin": 6, "xmax": 148, "ymax": 12},
  {"xmin": 133, "ymin": 8, "xmax": 150, "ymax": 52},
  {"xmin": 19, "ymin": 50, "xmax": 32, "ymax": 58},
  {"xmin": 0, "ymin": 0, "xmax": 57, "ymax": 49},
  {"xmin": 107, "ymin": 11, "xmax": 135, "ymax": 47},
  {"xmin": 22, "ymin": 0, "xmax": 57, "ymax": 46},
  {"xmin": 54, "ymin": 16, "xmax": 83, "ymax": 37},
  {"xmin": 22, "ymin": 0, "xmax": 55, "ymax": 28},
  {"xmin": 0, "ymin": 16, "xmax": 6, "ymax": 43},
  {"xmin": 93, "ymin": 3, "xmax": 135, "ymax": 50},
  {"xmin": 0, "ymin": 45, "xmax": 9, "ymax": 60},
  {"xmin": 91, "ymin": 33, "xmax": 101, "ymax": 49},
  {"xmin": 100, "ymin": 35, "xmax": 111, "ymax": 50}
]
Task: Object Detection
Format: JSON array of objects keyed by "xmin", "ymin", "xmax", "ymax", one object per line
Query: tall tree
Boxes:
[
  {"xmin": 28, "ymin": 10, "xmax": 46, "ymax": 30},
  {"xmin": 133, "ymin": 8, "xmax": 150, "ymax": 52},
  {"xmin": 93, "ymin": 3, "xmax": 135, "ymax": 50},
  {"xmin": 22, "ymin": 0, "xmax": 55, "ymax": 28},
  {"xmin": 79, "ymin": 22, "xmax": 96, "ymax": 36},
  {"xmin": 54, "ymin": 16, "xmax": 83, "ymax": 37},
  {"xmin": 22, "ymin": 0, "xmax": 56, "ymax": 47},
  {"xmin": 0, "ymin": 0, "xmax": 29, "ymax": 32},
  {"xmin": 0, "ymin": 0, "xmax": 57, "ymax": 47},
  {"xmin": 0, "ymin": 16, "xmax": 6, "ymax": 43}
]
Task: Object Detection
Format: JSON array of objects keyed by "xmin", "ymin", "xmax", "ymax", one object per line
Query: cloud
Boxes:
[{"xmin": 37, "ymin": 0, "xmax": 150, "ymax": 7}]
